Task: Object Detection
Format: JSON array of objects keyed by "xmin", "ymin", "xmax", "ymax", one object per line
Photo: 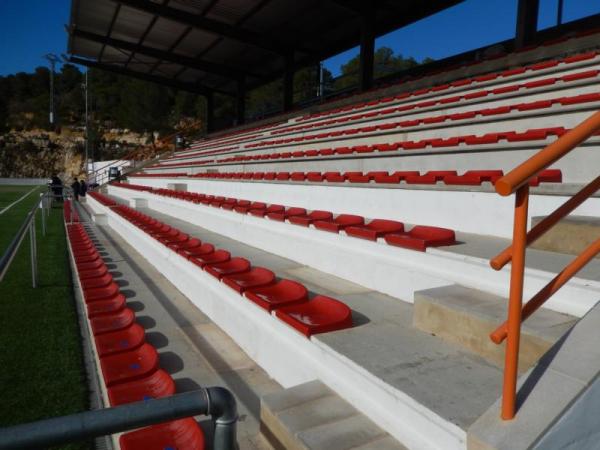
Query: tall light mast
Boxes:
[{"xmin": 43, "ymin": 53, "xmax": 61, "ymax": 126}]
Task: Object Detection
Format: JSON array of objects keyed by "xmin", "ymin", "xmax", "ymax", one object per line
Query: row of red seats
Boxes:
[
  {"xmin": 168, "ymin": 67, "xmax": 599, "ymax": 164},
  {"xmin": 109, "ymin": 202, "xmax": 353, "ymax": 336},
  {"xmin": 297, "ymin": 50, "xmax": 599, "ymax": 122},
  {"xmin": 149, "ymin": 126, "xmax": 567, "ymax": 169},
  {"xmin": 110, "ymin": 182, "xmax": 457, "ymax": 251},
  {"xmin": 190, "ymin": 169, "xmax": 561, "ymax": 186},
  {"xmin": 244, "ymin": 91, "xmax": 600, "ymax": 149},
  {"xmin": 274, "ymin": 69, "xmax": 600, "ymax": 137},
  {"xmin": 129, "ymin": 172, "xmax": 191, "ymax": 178},
  {"xmin": 64, "ymin": 200, "xmax": 80, "ymax": 222},
  {"xmin": 184, "ymin": 42, "xmax": 599, "ymax": 151},
  {"xmin": 64, "ymin": 204, "xmax": 205, "ymax": 449}
]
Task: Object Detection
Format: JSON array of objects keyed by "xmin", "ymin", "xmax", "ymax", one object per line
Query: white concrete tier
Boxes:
[
  {"xmin": 87, "ymin": 194, "xmax": 473, "ymax": 450},
  {"xmin": 115, "ymin": 178, "xmax": 600, "ymax": 239},
  {"xmin": 107, "ymin": 184, "xmax": 600, "ymax": 318}
]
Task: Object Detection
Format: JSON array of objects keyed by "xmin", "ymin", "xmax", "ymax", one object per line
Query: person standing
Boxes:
[
  {"xmin": 80, "ymin": 179, "xmax": 88, "ymax": 200},
  {"xmin": 71, "ymin": 178, "xmax": 81, "ymax": 201},
  {"xmin": 50, "ymin": 175, "xmax": 63, "ymax": 202}
]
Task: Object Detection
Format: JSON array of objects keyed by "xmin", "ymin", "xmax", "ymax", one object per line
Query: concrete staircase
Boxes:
[
  {"xmin": 531, "ymin": 215, "xmax": 600, "ymax": 258},
  {"xmin": 414, "ymin": 285, "xmax": 576, "ymax": 371},
  {"xmin": 261, "ymin": 380, "xmax": 407, "ymax": 450}
]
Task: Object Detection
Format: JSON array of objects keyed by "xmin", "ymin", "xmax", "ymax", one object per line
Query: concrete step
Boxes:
[
  {"xmin": 260, "ymin": 380, "xmax": 408, "ymax": 450},
  {"xmin": 468, "ymin": 300, "xmax": 600, "ymax": 450},
  {"xmin": 413, "ymin": 285, "xmax": 576, "ymax": 372},
  {"xmin": 531, "ymin": 215, "xmax": 600, "ymax": 258}
]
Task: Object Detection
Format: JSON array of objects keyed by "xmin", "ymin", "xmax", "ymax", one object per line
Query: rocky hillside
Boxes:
[{"xmin": 0, "ymin": 127, "xmax": 153, "ymax": 179}]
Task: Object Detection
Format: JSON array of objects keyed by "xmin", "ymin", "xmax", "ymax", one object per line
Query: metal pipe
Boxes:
[
  {"xmin": 491, "ymin": 238, "xmax": 600, "ymax": 344},
  {"xmin": 30, "ymin": 217, "xmax": 37, "ymax": 288},
  {"xmin": 501, "ymin": 185, "xmax": 529, "ymax": 420},
  {"xmin": 40, "ymin": 194, "xmax": 46, "ymax": 236},
  {"xmin": 0, "ymin": 388, "xmax": 237, "ymax": 450},
  {"xmin": 491, "ymin": 176, "xmax": 600, "ymax": 270}
]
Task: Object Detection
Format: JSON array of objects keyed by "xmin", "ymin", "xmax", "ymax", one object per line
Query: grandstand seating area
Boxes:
[
  {"xmin": 78, "ymin": 29, "xmax": 600, "ymax": 450},
  {"xmin": 64, "ymin": 200, "xmax": 206, "ymax": 450}
]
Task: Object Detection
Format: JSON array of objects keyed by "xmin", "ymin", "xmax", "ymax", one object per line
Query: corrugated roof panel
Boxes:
[
  {"xmin": 143, "ymin": 16, "xmax": 188, "ymax": 51},
  {"xmin": 173, "ymin": 27, "xmax": 219, "ymax": 57},
  {"xmin": 110, "ymin": 5, "xmax": 156, "ymax": 43}
]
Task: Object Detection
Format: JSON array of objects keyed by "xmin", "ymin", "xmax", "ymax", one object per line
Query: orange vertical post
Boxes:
[{"xmin": 501, "ymin": 185, "xmax": 529, "ymax": 420}]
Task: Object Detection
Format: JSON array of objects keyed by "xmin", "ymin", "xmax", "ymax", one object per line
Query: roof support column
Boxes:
[
  {"xmin": 205, "ymin": 92, "xmax": 214, "ymax": 133},
  {"xmin": 236, "ymin": 77, "xmax": 246, "ymax": 125},
  {"xmin": 283, "ymin": 52, "xmax": 294, "ymax": 112},
  {"xmin": 515, "ymin": 0, "xmax": 539, "ymax": 49},
  {"xmin": 359, "ymin": 9, "xmax": 375, "ymax": 92}
]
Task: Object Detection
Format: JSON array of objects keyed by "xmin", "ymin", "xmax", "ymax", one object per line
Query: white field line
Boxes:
[{"xmin": 0, "ymin": 187, "xmax": 40, "ymax": 216}]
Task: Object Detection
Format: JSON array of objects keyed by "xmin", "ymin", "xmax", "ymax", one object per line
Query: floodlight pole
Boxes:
[
  {"xmin": 44, "ymin": 54, "xmax": 60, "ymax": 126},
  {"xmin": 84, "ymin": 70, "xmax": 89, "ymax": 175}
]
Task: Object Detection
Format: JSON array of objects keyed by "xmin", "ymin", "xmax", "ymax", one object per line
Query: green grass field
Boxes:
[{"xmin": 0, "ymin": 185, "xmax": 91, "ymax": 450}]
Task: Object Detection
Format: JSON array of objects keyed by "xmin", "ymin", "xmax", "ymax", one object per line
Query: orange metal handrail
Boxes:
[{"xmin": 490, "ymin": 109, "xmax": 600, "ymax": 420}]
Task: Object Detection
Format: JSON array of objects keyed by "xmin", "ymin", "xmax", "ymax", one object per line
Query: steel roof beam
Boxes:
[
  {"xmin": 70, "ymin": 27, "xmax": 259, "ymax": 79},
  {"xmin": 66, "ymin": 55, "xmax": 234, "ymax": 97},
  {"xmin": 113, "ymin": 0, "xmax": 292, "ymax": 55}
]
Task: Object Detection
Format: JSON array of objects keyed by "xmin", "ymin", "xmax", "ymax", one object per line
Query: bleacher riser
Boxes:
[
  {"xmin": 182, "ymin": 42, "xmax": 600, "ymax": 155},
  {"xmin": 145, "ymin": 144, "xmax": 599, "ymax": 184},
  {"xmin": 108, "ymin": 184, "xmax": 600, "ymax": 318},
  {"xmin": 87, "ymin": 193, "xmax": 470, "ymax": 450},
  {"xmin": 151, "ymin": 108, "xmax": 600, "ymax": 171},
  {"xmin": 204, "ymin": 81, "xmax": 600, "ymax": 149}
]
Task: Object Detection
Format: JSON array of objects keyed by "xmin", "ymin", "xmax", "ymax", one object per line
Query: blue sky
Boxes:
[{"xmin": 0, "ymin": 0, "xmax": 598, "ymax": 77}]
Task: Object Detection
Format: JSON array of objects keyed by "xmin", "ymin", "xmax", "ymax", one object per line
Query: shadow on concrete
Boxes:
[
  {"xmin": 351, "ymin": 310, "xmax": 370, "ymax": 327},
  {"xmin": 120, "ymin": 289, "xmax": 137, "ymax": 299},
  {"xmin": 516, "ymin": 325, "xmax": 575, "ymax": 413},
  {"xmin": 109, "ymin": 271, "xmax": 123, "ymax": 278},
  {"xmin": 174, "ymin": 377, "xmax": 201, "ymax": 393},
  {"xmin": 116, "ymin": 279, "xmax": 130, "ymax": 287},
  {"xmin": 145, "ymin": 331, "xmax": 169, "ymax": 349},
  {"xmin": 127, "ymin": 300, "xmax": 145, "ymax": 313},
  {"xmin": 105, "ymin": 263, "xmax": 118, "ymax": 270},
  {"xmin": 159, "ymin": 351, "xmax": 185, "ymax": 374},
  {"xmin": 136, "ymin": 315, "xmax": 156, "ymax": 330}
]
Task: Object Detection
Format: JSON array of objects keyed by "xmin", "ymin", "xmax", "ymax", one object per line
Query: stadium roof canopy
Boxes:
[{"xmin": 66, "ymin": 0, "xmax": 464, "ymax": 100}]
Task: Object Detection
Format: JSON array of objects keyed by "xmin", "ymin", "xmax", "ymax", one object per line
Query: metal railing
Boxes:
[
  {"xmin": 0, "ymin": 187, "xmax": 73, "ymax": 288},
  {"xmin": 489, "ymin": 110, "xmax": 600, "ymax": 420},
  {"xmin": 0, "ymin": 387, "xmax": 238, "ymax": 450}
]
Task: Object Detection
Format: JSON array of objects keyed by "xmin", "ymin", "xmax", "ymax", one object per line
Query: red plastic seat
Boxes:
[
  {"xmin": 444, "ymin": 170, "xmax": 504, "ymax": 185},
  {"xmin": 159, "ymin": 232, "xmax": 189, "ymax": 246},
  {"xmin": 288, "ymin": 210, "xmax": 333, "ymax": 227},
  {"xmin": 81, "ymin": 273, "xmax": 114, "ymax": 290},
  {"xmin": 76, "ymin": 259, "xmax": 105, "ymax": 271},
  {"xmin": 275, "ymin": 295, "xmax": 353, "ymax": 337},
  {"xmin": 222, "ymin": 267, "xmax": 276, "ymax": 293},
  {"xmin": 78, "ymin": 265, "xmax": 109, "ymax": 280},
  {"xmin": 384, "ymin": 226, "xmax": 457, "ymax": 251},
  {"xmin": 267, "ymin": 207, "xmax": 307, "ymax": 222},
  {"xmin": 245, "ymin": 279, "xmax": 308, "ymax": 312},
  {"xmin": 100, "ymin": 343, "xmax": 159, "ymax": 387},
  {"xmin": 174, "ymin": 238, "xmax": 203, "ymax": 256},
  {"xmin": 405, "ymin": 171, "xmax": 457, "ymax": 184},
  {"xmin": 94, "ymin": 323, "xmax": 146, "ymax": 357},
  {"xmin": 91, "ymin": 308, "xmax": 136, "ymax": 335},
  {"xmin": 205, "ymin": 257, "xmax": 251, "ymax": 279},
  {"xmin": 373, "ymin": 171, "xmax": 419, "ymax": 184},
  {"xmin": 87, "ymin": 294, "xmax": 126, "ymax": 318},
  {"xmin": 189, "ymin": 249, "xmax": 231, "ymax": 268},
  {"xmin": 529, "ymin": 169, "xmax": 562, "ymax": 186},
  {"xmin": 345, "ymin": 219, "xmax": 405, "ymax": 241},
  {"xmin": 74, "ymin": 252, "xmax": 101, "ymax": 264},
  {"xmin": 108, "ymin": 369, "xmax": 176, "ymax": 406},
  {"xmin": 324, "ymin": 172, "xmax": 346, "ymax": 182},
  {"xmin": 84, "ymin": 282, "xmax": 121, "ymax": 303},
  {"xmin": 184, "ymin": 243, "xmax": 215, "ymax": 259},
  {"xmin": 314, "ymin": 214, "xmax": 364, "ymax": 233},
  {"xmin": 249, "ymin": 204, "xmax": 285, "ymax": 218},
  {"xmin": 119, "ymin": 418, "xmax": 205, "ymax": 450}
]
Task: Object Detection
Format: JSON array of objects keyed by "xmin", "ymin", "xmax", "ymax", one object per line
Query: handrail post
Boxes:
[
  {"xmin": 29, "ymin": 216, "xmax": 38, "ymax": 289},
  {"xmin": 501, "ymin": 184, "xmax": 529, "ymax": 420},
  {"xmin": 40, "ymin": 194, "xmax": 46, "ymax": 237}
]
